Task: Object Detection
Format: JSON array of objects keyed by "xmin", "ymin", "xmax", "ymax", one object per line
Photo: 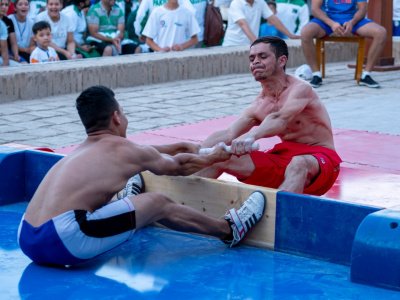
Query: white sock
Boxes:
[
  {"xmin": 361, "ymin": 71, "xmax": 370, "ymax": 79},
  {"xmin": 312, "ymin": 71, "xmax": 322, "ymax": 78}
]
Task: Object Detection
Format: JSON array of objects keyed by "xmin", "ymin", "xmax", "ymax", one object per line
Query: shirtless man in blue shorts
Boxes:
[
  {"xmin": 18, "ymin": 86, "xmax": 266, "ymax": 267},
  {"xmin": 301, "ymin": 0, "xmax": 386, "ymax": 88}
]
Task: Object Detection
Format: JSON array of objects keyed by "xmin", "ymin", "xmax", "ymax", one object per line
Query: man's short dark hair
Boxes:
[
  {"xmin": 32, "ymin": 21, "xmax": 51, "ymax": 35},
  {"xmin": 251, "ymin": 36, "xmax": 289, "ymax": 70},
  {"xmin": 76, "ymin": 86, "xmax": 119, "ymax": 133}
]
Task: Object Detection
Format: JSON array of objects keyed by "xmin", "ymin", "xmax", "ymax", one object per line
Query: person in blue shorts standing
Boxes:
[{"xmin": 301, "ymin": 0, "xmax": 386, "ymax": 88}]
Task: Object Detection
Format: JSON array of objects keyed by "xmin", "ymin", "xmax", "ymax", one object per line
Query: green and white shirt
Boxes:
[{"xmin": 86, "ymin": 2, "xmax": 125, "ymax": 43}]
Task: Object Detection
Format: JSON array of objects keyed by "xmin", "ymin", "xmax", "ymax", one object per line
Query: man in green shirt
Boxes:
[{"xmin": 86, "ymin": 0, "xmax": 141, "ymax": 56}]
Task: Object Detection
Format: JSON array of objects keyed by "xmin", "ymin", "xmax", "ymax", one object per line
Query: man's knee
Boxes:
[
  {"xmin": 359, "ymin": 23, "xmax": 387, "ymax": 43},
  {"xmin": 286, "ymin": 155, "xmax": 319, "ymax": 180},
  {"xmin": 287, "ymin": 156, "xmax": 308, "ymax": 173},
  {"xmin": 373, "ymin": 25, "xmax": 387, "ymax": 43},
  {"xmin": 133, "ymin": 192, "xmax": 174, "ymax": 211},
  {"xmin": 301, "ymin": 24, "xmax": 319, "ymax": 41},
  {"xmin": 147, "ymin": 192, "xmax": 174, "ymax": 205},
  {"xmin": 102, "ymin": 46, "xmax": 113, "ymax": 56}
]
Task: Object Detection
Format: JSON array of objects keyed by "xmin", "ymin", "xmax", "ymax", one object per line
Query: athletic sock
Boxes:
[
  {"xmin": 312, "ymin": 71, "xmax": 322, "ymax": 78},
  {"xmin": 361, "ymin": 71, "xmax": 371, "ymax": 79}
]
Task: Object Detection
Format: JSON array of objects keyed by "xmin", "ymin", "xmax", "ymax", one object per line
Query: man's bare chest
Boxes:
[{"xmin": 254, "ymin": 99, "xmax": 282, "ymax": 119}]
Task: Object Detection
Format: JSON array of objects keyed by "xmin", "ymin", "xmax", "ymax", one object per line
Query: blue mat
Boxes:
[{"xmin": 1, "ymin": 203, "xmax": 399, "ymax": 299}]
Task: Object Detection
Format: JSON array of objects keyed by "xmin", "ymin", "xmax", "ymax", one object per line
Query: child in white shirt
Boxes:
[
  {"xmin": 142, "ymin": 0, "xmax": 199, "ymax": 52},
  {"xmin": 30, "ymin": 20, "xmax": 59, "ymax": 63}
]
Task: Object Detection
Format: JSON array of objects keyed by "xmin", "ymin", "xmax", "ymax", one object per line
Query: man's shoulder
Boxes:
[
  {"xmin": 286, "ymin": 75, "xmax": 316, "ymax": 96},
  {"xmin": 287, "ymin": 74, "xmax": 311, "ymax": 88},
  {"xmin": 79, "ymin": 135, "xmax": 131, "ymax": 150},
  {"xmin": 87, "ymin": 2, "xmax": 102, "ymax": 14},
  {"xmin": 111, "ymin": 4, "xmax": 124, "ymax": 15}
]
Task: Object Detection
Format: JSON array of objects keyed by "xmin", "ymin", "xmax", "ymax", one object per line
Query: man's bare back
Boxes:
[
  {"xmin": 24, "ymin": 133, "xmax": 233, "ymax": 227},
  {"xmin": 25, "ymin": 135, "xmax": 140, "ymax": 226},
  {"xmin": 18, "ymin": 86, "xmax": 267, "ymax": 266}
]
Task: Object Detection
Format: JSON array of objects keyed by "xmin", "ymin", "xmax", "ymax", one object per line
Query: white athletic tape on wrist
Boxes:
[{"xmin": 199, "ymin": 143, "xmax": 259, "ymax": 155}]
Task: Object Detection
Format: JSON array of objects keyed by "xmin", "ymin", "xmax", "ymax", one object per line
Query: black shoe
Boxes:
[
  {"xmin": 359, "ymin": 75, "xmax": 380, "ymax": 88},
  {"xmin": 310, "ymin": 75, "xmax": 322, "ymax": 88}
]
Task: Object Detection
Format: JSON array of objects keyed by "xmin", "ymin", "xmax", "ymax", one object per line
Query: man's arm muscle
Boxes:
[
  {"xmin": 202, "ymin": 107, "xmax": 259, "ymax": 147},
  {"xmin": 122, "ymin": 142, "xmax": 230, "ymax": 176},
  {"xmin": 249, "ymin": 87, "xmax": 312, "ymax": 140}
]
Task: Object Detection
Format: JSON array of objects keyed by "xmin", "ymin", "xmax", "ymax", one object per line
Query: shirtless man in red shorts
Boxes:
[{"xmin": 196, "ymin": 36, "xmax": 342, "ymax": 196}]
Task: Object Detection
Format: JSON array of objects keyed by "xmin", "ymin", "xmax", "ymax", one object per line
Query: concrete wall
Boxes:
[{"xmin": 1, "ymin": 40, "xmax": 398, "ymax": 102}]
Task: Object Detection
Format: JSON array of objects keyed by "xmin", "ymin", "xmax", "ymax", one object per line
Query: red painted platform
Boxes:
[{"xmin": 55, "ymin": 116, "xmax": 400, "ymax": 208}]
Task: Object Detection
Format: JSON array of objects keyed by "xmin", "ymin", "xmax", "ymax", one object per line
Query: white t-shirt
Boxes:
[
  {"xmin": 142, "ymin": 5, "xmax": 200, "ymax": 49},
  {"xmin": 35, "ymin": 11, "xmax": 74, "ymax": 48},
  {"xmin": 28, "ymin": 0, "xmax": 47, "ymax": 19},
  {"xmin": 276, "ymin": 1, "xmax": 309, "ymax": 35},
  {"xmin": 0, "ymin": 19, "xmax": 8, "ymax": 40},
  {"xmin": 8, "ymin": 14, "xmax": 34, "ymax": 48},
  {"xmin": 223, "ymin": 0, "xmax": 273, "ymax": 46},
  {"xmin": 62, "ymin": 5, "xmax": 87, "ymax": 45},
  {"xmin": 134, "ymin": 0, "xmax": 195, "ymax": 36},
  {"xmin": 190, "ymin": 0, "xmax": 207, "ymax": 42},
  {"xmin": 394, "ymin": 0, "xmax": 400, "ymax": 21},
  {"xmin": 30, "ymin": 46, "xmax": 59, "ymax": 63}
]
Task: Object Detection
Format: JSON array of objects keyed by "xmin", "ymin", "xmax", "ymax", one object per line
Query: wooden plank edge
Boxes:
[{"xmin": 142, "ymin": 171, "xmax": 277, "ymax": 249}]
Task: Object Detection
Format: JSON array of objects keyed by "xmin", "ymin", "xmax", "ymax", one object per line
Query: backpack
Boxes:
[{"xmin": 203, "ymin": 1, "xmax": 225, "ymax": 47}]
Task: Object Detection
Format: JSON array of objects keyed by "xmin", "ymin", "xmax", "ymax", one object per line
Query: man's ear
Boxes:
[
  {"xmin": 111, "ymin": 110, "xmax": 121, "ymax": 126},
  {"xmin": 278, "ymin": 55, "xmax": 288, "ymax": 68}
]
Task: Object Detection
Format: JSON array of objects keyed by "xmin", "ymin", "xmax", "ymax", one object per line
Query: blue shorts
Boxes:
[
  {"xmin": 310, "ymin": 17, "xmax": 372, "ymax": 36},
  {"xmin": 394, "ymin": 21, "xmax": 400, "ymax": 37},
  {"xmin": 18, "ymin": 198, "xmax": 136, "ymax": 266}
]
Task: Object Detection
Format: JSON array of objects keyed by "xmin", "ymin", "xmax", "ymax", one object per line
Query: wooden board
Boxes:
[{"xmin": 142, "ymin": 171, "xmax": 277, "ymax": 249}]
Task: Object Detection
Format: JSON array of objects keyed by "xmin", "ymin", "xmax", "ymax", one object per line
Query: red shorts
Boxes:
[{"xmin": 239, "ymin": 141, "xmax": 342, "ymax": 196}]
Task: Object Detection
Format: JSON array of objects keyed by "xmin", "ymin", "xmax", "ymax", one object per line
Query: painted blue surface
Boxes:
[
  {"xmin": 1, "ymin": 203, "xmax": 400, "ymax": 299},
  {"xmin": 275, "ymin": 192, "xmax": 380, "ymax": 265},
  {"xmin": 0, "ymin": 149, "xmax": 62, "ymax": 205},
  {"xmin": 24, "ymin": 150, "xmax": 63, "ymax": 200},
  {"xmin": 351, "ymin": 206, "xmax": 400, "ymax": 291},
  {"xmin": 1, "ymin": 147, "xmax": 400, "ymax": 296},
  {"xmin": 0, "ymin": 150, "xmax": 25, "ymax": 205}
]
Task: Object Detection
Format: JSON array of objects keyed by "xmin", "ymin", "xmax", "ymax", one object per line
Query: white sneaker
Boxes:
[
  {"xmin": 224, "ymin": 191, "xmax": 266, "ymax": 247},
  {"xmin": 117, "ymin": 173, "xmax": 145, "ymax": 199}
]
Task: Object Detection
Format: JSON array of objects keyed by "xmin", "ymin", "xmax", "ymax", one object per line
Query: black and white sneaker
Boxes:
[
  {"xmin": 359, "ymin": 75, "xmax": 380, "ymax": 88},
  {"xmin": 223, "ymin": 191, "xmax": 266, "ymax": 247},
  {"xmin": 310, "ymin": 75, "xmax": 322, "ymax": 88},
  {"xmin": 117, "ymin": 173, "xmax": 145, "ymax": 199}
]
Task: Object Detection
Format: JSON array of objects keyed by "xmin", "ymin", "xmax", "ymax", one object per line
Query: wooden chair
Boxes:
[{"xmin": 315, "ymin": 36, "xmax": 366, "ymax": 83}]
